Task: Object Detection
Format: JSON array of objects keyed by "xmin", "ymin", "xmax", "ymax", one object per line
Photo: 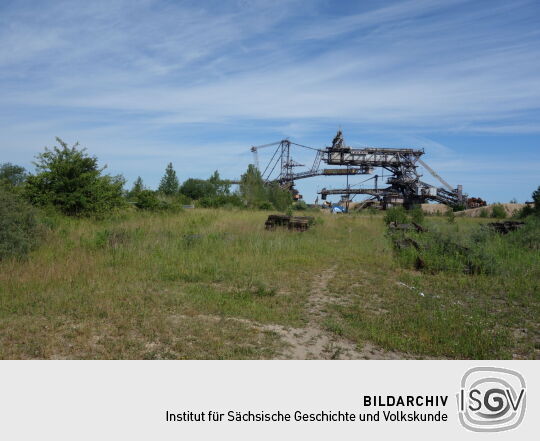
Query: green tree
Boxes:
[
  {"xmin": 129, "ymin": 176, "xmax": 145, "ymax": 197},
  {"xmin": 180, "ymin": 178, "xmax": 215, "ymax": 200},
  {"xmin": 158, "ymin": 162, "xmax": 179, "ymax": 195},
  {"xmin": 0, "ymin": 163, "xmax": 27, "ymax": 187},
  {"xmin": 239, "ymin": 164, "xmax": 267, "ymax": 207},
  {"xmin": 208, "ymin": 170, "xmax": 230, "ymax": 195},
  {"xmin": 267, "ymin": 182, "xmax": 292, "ymax": 211},
  {"xmin": 0, "ymin": 187, "xmax": 41, "ymax": 260},
  {"xmin": 533, "ymin": 186, "xmax": 540, "ymax": 216},
  {"xmin": 24, "ymin": 137, "xmax": 125, "ymax": 216},
  {"xmin": 384, "ymin": 206, "xmax": 408, "ymax": 225},
  {"xmin": 134, "ymin": 190, "xmax": 162, "ymax": 210}
]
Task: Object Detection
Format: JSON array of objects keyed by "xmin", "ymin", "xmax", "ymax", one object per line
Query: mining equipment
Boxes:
[
  {"xmin": 251, "ymin": 130, "xmax": 477, "ymax": 209},
  {"xmin": 264, "ymin": 214, "xmax": 313, "ymax": 231}
]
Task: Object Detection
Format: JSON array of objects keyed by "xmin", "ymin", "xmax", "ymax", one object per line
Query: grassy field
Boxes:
[{"xmin": 0, "ymin": 209, "xmax": 538, "ymax": 359}]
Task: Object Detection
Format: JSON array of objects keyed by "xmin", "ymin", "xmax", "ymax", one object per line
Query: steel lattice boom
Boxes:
[{"xmin": 251, "ymin": 130, "xmax": 470, "ymax": 208}]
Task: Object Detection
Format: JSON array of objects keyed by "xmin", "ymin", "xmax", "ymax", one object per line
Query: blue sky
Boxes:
[{"xmin": 1, "ymin": 0, "xmax": 539, "ymax": 203}]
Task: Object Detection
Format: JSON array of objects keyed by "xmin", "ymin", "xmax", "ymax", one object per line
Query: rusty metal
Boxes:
[
  {"xmin": 486, "ymin": 221, "xmax": 525, "ymax": 234},
  {"xmin": 388, "ymin": 222, "xmax": 427, "ymax": 233},
  {"xmin": 264, "ymin": 214, "xmax": 313, "ymax": 231},
  {"xmin": 467, "ymin": 197, "xmax": 487, "ymax": 208},
  {"xmin": 252, "ymin": 130, "xmax": 477, "ymax": 209}
]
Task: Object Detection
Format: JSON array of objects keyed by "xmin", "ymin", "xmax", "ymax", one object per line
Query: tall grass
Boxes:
[{"xmin": 0, "ymin": 209, "xmax": 538, "ymax": 359}]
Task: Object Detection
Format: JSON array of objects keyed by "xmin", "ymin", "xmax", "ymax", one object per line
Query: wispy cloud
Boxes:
[{"xmin": 1, "ymin": 0, "xmax": 539, "ymax": 202}]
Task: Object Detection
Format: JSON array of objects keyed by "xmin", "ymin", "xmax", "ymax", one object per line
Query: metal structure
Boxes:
[
  {"xmin": 251, "ymin": 130, "xmax": 468, "ymax": 209},
  {"xmin": 251, "ymin": 138, "xmax": 370, "ymax": 187},
  {"xmin": 265, "ymin": 214, "xmax": 313, "ymax": 231}
]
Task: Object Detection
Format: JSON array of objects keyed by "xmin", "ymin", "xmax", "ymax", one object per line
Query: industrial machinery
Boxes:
[{"xmin": 251, "ymin": 130, "xmax": 472, "ymax": 209}]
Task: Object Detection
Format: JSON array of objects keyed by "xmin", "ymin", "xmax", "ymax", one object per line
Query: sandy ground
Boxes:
[
  {"xmin": 457, "ymin": 203, "xmax": 527, "ymax": 217},
  {"xmin": 420, "ymin": 203, "xmax": 449, "ymax": 214},
  {"xmin": 172, "ymin": 268, "xmax": 414, "ymax": 360},
  {"xmin": 422, "ymin": 203, "xmax": 529, "ymax": 217}
]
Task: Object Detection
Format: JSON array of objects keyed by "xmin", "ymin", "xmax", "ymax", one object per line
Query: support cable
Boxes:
[{"xmin": 261, "ymin": 144, "xmax": 281, "ymax": 179}]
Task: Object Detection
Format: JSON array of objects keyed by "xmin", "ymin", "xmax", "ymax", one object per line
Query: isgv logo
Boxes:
[{"xmin": 457, "ymin": 367, "xmax": 526, "ymax": 432}]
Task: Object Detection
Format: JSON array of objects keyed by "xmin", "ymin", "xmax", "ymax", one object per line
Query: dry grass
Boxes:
[{"xmin": 0, "ymin": 209, "xmax": 538, "ymax": 359}]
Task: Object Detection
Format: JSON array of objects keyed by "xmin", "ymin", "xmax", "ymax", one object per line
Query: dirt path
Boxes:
[
  {"xmin": 257, "ymin": 267, "xmax": 407, "ymax": 359},
  {"xmin": 170, "ymin": 267, "xmax": 411, "ymax": 359},
  {"xmin": 189, "ymin": 268, "xmax": 408, "ymax": 359}
]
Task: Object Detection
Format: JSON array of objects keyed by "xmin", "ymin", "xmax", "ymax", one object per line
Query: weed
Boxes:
[
  {"xmin": 0, "ymin": 209, "xmax": 537, "ymax": 359},
  {"xmin": 384, "ymin": 206, "xmax": 408, "ymax": 225},
  {"xmin": 491, "ymin": 204, "xmax": 507, "ymax": 219}
]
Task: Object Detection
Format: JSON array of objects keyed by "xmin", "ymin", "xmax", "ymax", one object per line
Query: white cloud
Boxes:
[{"xmin": 1, "ymin": 0, "xmax": 539, "ymax": 202}]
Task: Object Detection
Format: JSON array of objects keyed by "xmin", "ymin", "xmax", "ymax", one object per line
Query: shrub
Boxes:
[
  {"xmin": 128, "ymin": 176, "xmax": 145, "ymax": 198},
  {"xmin": 512, "ymin": 217, "xmax": 540, "ymax": 250},
  {"xmin": 134, "ymin": 190, "xmax": 166, "ymax": 210},
  {"xmin": 238, "ymin": 165, "xmax": 292, "ymax": 211},
  {"xmin": 0, "ymin": 188, "xmax": 41, "ymax": 260},
  {"xmin": 491, "ymin": 204, "xmax": 506, "ymax": 219},
  {"xmin": 258, "ymin": 201, "xmax": 274, "ymax": 210},
  {"xmin": 384, "ymin": 206, "xmax": 408, "ymax": 225},
  {"xmin": 515, "ymin": 205, "xmax": 534, "ymax": 219},
  {"xmin": 198, "ymin": 194, "xmax": 243, "ymax": 208},
  {"xmin": 180, "ymin": 178, "xmax": 216, "ymax": 200},
  {"xmin": 208, "ymin": 170, "xmax": 231, "ymax": 195},
  {"xmin": 479, "ymin": 208, "xmax": 489, "ymax": 218},
  {"xmin": 133, "ymin": 190, "xmax": 186, "ymax": 212},
  {"xmin": 24, "ymin": 138, "xmax": 125, "ymax": 216},
  {"xmin": 410, "ymin": 205, "xmax": 424, "ymax": 224},
  {"xmin": 390, "ymin": 217, "xmax": 540, "ymax": 275},
  {"xmin": 267, "ymin": 182, "xmax": 292, "ymax": 211},
  {"xmin": 445, "ymin": 208, "xmax": 455, "ymax": 223},
  {"xmin": 533, "ymin": 185, "xmax": 540, "ymax": 217},
  {"xmin": 0, "ymin": 163, "xmax": 27, "ymax": 187},
  {"xmin": 173, "ymin": 193, "xmax": 193, "ymax": 206},
  {"xmin": 239, "ymin": 165, "xmax": 266, "ymax": 207},
  {"xmin": 293, "ymin": 200, "xmax": 308, "ymax": 211}
]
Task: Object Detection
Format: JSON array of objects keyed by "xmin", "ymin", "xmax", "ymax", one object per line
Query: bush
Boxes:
[
  {"xmin": 410, "ymin": 205, "xmax": 424, "ymax": 224},
  {"xmin": 133, "ymin": 190, "xmax": 185, "ymax": 212},
  {"xmin": 512, "ymin": 217, "xmax": 540, "ymax": 250},
  {"xmin": 384, "ymin": 206, "xmax": 408, "ymax": 225},
  {"xmin": 491, "ymin": 204, "xmax": 506, "ymax": 219},
  {"xmin": 128, "ymin": 176, "xmax": 145, "ymax": 198},
  {"xmin": 0, "ymin": 188, "xmax": 41, "ymax": 260},
  {"xmin": 198, "ymin": 194, "xmax": 243, "ymax": 208},
  {"xmin": 515, "ymin": 205, "xmax": 534, "ymax": 219},
  {"xmin": 180, "ymin": 178, "xmax": 216, "ymax": 200},
  {"xmin": 0, "ymin": 163, "xmax": 27, "ymax": 187},
  {"xmin": 258, "ymin": 201, "xmax": 274, "ymax": 210},
  {"xmin": 532, "ymin": 185, "xmax": 540, "ymax": 217},
  {"xmin": 479, "ymin": 208, "xmax": 489, "ymax": 218},
  {"xmin": 267, "ymin": 182, "xmax": 292, "ymax": 211},
  {"xmin": 24, "ymin": 138, "xmax": 125, "ymax": 217},
  {"xmin": 239, "ymin": 165, "xmax": 292, "ymax": 211},
  {"xmin": 293, "ymin": 200, "xmax": 308, "ymax": 211},
  {"xmin": 173, "ymin": 193, "xmax": 193, "ymax": 206},
  {"xmin": 239, "ymin": 165, "xmax": 267, "ymax": 207},
  {"xmin": 134, "ymin": 190, "xmax": 162, "ymax": 210},
  {"xmin": 390, "ymin": 217, "xmax": 540, "ymax": 275}
]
